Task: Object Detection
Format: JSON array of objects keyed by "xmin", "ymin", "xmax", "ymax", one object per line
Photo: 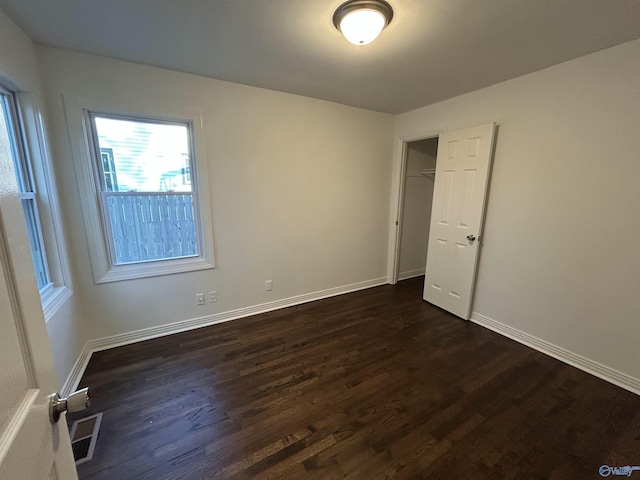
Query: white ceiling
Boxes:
[{"xmin": 1, "ymin": 0, "xmax": 639, "ymax": 114}]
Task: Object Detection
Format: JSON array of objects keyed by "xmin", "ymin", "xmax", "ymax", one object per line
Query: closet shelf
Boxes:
[{"xmin": 407, "ymin": 168, "xmax": 436, "ymax": 178}]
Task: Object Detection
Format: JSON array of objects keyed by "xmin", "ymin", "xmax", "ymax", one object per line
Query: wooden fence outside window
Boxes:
[{"xmin": 104, "ymin": 193, "xmax": 197, "ymax": 264}]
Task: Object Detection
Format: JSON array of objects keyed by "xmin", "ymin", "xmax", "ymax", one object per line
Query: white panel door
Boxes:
[
  {"xmin": 423, "ymin": 123, "xmax": 496, "ymax": 319},
  {"xmin": 0, "ymin": 136, "xmax": 77, "ymax": 478}
]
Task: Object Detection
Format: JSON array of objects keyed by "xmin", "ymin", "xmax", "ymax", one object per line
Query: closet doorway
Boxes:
[
  {"xmin": 390, "ymin": 123, "xmax": 496, "ymax": 320},
  {"xmin": 395, "ymin": 136, "xmax": 439, "ymax": 281}
]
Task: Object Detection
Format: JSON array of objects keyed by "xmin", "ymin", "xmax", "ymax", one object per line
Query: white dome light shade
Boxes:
[
  {"xmin": 339, "ymin": 9, "xmax": 386, "ymax": 45},
  {"xmin": 333, "ymin": 0, "xmax": 393, "ymax": 46}
]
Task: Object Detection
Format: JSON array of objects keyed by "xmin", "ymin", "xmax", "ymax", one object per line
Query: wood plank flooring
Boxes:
[{"xmin": 68, "ymin": 278, "xmax": 640, "ymax": 479}]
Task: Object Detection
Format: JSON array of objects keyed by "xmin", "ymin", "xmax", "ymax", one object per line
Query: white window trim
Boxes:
[
  {"xmin": 41, "ymin": 283, "xmax": 73, "ymax": 321},
  {"xmin": 62, "ymin": 94, "xmax": 216, "ymax": 283},
  {"xmin": 21, "ymin": 95, "xmax": 74, "ymax": 321},
  {"xmin": 3, "ymin": 88, "xmax": 74, "ymax": 322}
]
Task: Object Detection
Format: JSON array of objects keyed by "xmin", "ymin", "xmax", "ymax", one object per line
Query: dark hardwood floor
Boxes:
[{"xmin": 68, "ymin": 278, "xmax": 640, "ymax": 479}]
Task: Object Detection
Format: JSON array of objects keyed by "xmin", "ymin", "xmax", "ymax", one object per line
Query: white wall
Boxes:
[
  {"xmin": 38, "ymin": 47, "xmax": 394, "ymax": 340},
  {"xmin": 0, "ymin": 10, "xmax": 88, "ymax": 389},
  {"xmin": 398, "ymin": 139, "xmax": 437, "ymax": 278},
  {"xmin": 0, "ymin": 10, "xmax": 39, "ymax": 92},
  {"xmin": 396, "ymin": 39, "xmax": 640, "ymax": 382}
]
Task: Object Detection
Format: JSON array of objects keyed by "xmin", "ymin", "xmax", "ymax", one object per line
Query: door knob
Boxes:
[
  {"xmin": 466, "ymin": 234, "xmax": 476, "ymax": 243},
  {"xmin": 49, "ymin": 387, "xmax": 90, "ymax": 423}
]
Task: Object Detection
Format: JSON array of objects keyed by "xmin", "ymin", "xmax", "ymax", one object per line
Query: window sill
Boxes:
[
  {"xmin": 96, "ymin": 256, "xmax": 215, "ymax": 284},
  {"xmin": 42, "ymin": 285, "xmax": 73, "ymax": 323}
]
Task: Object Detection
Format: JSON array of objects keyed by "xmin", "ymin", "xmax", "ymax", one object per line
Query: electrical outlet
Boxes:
[
  {"xmin": 195, "ymin": 293, "xmax": 205, "ymax": 306},
  {"xmin": 209, "ymin": 291, "xmax": 217, "ymax": 303},
  {"xmin": 265, "ymin": 280, "xmax": 273, "ymax": 291}
]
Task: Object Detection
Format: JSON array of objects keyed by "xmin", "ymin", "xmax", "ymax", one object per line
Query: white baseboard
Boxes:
[
  {"xmin": 62, "ymin": 277, "xmax": 388, "ymax": 392},
  {"xmin": 60, "ymin": 341, "xmax": 93, "ymax": 398},
  {"xmin": 470, "ymin": 312, "xmax": 640, "ymax": 396},
  {"xmin": 397, "ymin": 269, "xmax": 425, "ymax": 281}
]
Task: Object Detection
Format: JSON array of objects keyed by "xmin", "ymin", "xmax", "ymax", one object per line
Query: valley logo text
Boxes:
[{"xmin": 599, "ymin": 465, "xmax": 640, "ymax": 477}]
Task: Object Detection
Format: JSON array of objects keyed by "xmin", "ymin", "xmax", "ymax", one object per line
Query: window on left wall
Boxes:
[
  {"xmin": 0, "ymin": 85, "xmax": 72, "ymax": 320},
  {"xmin": 0, "ymin": 88, "xmax": 51, "ymax": 288}
]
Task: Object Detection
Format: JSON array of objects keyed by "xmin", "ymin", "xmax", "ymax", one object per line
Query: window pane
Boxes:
[
  {"xmin": 0, "ymin": 97, "xmax": 13, "ymax": 172},
  {"xmin": 0, "ymin": 92, "xmax": 51, "ymax": 290},
  {"xmin": 21, "ymin": 198, "xmax": 49, "ymax": 289},
  {"xmin": 105, "ymin": 193, "xmax": 198, "ymax": 264},
  {"xmin": 93, "ymin": 116, "xmax": 192, "ymax": 193}
]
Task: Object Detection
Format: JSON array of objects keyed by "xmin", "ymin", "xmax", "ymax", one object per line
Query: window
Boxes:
[
  {"xmin": 100, "ymin": 147, "xmax": 118, "ymax": 191},
  {"xmin": 0, "ymin": 85, "xmax": 72, "ymax": 320},
  {"xmin": 76, "ymin": 108, "xmax": 215, "ymax": 282},
  {"xmin": 89, "ymin": 114, "xmax": 200, "ymax": 265},
  {"xmin": 0, "ymin": 88, "xmax": 51, "ymax": 290}
]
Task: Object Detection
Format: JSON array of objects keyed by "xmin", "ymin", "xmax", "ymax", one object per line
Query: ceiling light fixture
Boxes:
[{"xmin": 333, "ymin": 0, "xmax": 393, "ymax": 46}]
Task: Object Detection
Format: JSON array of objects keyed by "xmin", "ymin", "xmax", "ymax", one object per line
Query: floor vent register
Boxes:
[{"xmin": 69, "ymin": 413, "xmax": 103, "ymax": 465}]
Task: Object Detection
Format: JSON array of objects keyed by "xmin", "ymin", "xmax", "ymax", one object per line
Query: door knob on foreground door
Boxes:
[
  {"xmin": 466, "ymin": 234, "xmax": 476, "ymax": 243},
  {"xmin": 49, "ymin": 387, "xmax": 90, "ymax": 423}
]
